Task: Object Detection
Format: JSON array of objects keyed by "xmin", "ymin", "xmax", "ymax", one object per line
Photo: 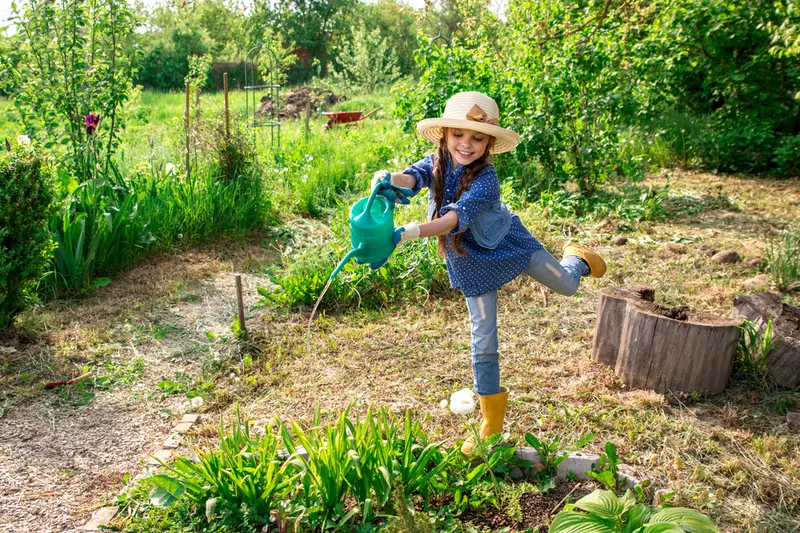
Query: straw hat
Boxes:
[{"xmin": 416, "ymin": 92, "xmax": 520, "ymax": 154}]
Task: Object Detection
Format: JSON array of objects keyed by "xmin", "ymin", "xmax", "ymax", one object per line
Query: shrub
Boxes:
[
  {"xmin": 0, "ymin": 147, "xmax": 55, "ymax": 328},
  {"xmin": 765, "ymin": 229, "xmax": 800, "ymax": 292}
]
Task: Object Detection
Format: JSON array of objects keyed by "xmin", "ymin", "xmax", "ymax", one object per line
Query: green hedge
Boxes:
[{"xmin": 0, "ymin": 148, "xmax": 55, "ymax": 328}]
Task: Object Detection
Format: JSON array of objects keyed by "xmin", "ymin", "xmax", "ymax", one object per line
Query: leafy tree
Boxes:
[
  {"xmin": 3, "ymin": 0, "xmax": 140, "ymax": 175},
  {"xmin": 354, "ymin": 0, "xmax": 421, "ymax": 76},
  {"xmin": 333, "ymin": 23, "xmax": 401, "ymax": 92},
  {"xmin": 251, "ymin": 0, "xmax": 356, "ymax": 81},
  {"xmin": 636, "ymin": 0, "xmax": 800, "ymax": 173},
  {"xmin": 136, "ymin": 18, "xmax": 213, "ymax": 91}
]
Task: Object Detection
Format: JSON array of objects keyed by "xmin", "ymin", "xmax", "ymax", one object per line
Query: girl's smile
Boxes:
[{"xmin": 447, "ymin": 128, "xmax": 490, "ymax": 168}]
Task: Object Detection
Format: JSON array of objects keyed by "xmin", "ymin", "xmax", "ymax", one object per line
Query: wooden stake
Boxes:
[
  {"xmin": 304, "ymin": 100, "xmax": 311, "ymax": 142},
  {"xmin": 185, "ymin": 81, "xmax": 191, "ymax": 178},
  {"xmin": 223, "ymin": 72, "xmax": 230, "ymax": 139},
  {"xmin": 235, "ymin": 275, "xmax": 246, "ymax": 334}
]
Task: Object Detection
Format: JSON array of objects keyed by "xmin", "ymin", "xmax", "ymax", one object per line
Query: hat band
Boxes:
[{"xmin": 465, "ymin": 103, "xmax": 499, "ymax": 127}]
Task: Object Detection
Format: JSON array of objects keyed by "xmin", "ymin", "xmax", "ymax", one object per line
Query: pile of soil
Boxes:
[{"xmin": 258, "ymin": 86, "xmax": 344, "ymax": 119}]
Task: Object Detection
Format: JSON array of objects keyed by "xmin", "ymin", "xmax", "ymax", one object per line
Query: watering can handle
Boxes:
[{"xmin": 373, "ymin": 172, "xmax": 412, "ymax": 206}]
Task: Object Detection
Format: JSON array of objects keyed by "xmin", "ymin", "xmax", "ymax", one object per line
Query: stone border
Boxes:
[
  {"xmin": 515, "ymin": 447, "xmax": 652, "ymax": 490},
  {"xmin": 80, "ymin": 413, "xmax": 202, "ymax": 531}
]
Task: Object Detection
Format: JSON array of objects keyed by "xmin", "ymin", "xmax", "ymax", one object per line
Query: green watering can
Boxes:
[{"xmin": 328, "ymin": 179, "xmax": 413, "ymax": 280}]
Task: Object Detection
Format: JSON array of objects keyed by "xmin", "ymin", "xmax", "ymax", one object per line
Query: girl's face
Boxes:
[{"xmin": 446, "ymin": 128, "xmax": 490, "ymax": 168}]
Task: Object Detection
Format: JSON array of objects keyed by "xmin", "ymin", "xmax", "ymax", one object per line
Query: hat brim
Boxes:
[{"xmin": 417, "ymin": 118, "xmax": 520, "ymax": 154}]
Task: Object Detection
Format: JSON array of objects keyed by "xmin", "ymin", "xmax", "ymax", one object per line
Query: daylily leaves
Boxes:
[{"xmin": 149, "ymin": 475, "xmax": 185, "ymax": 507}]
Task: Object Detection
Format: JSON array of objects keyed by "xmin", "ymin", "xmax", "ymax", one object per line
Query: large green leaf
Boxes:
[
  {"xmin": 149, "ymin": 475, "xmax": 186, "ymax": 507},
  {"xmin": 573, "ymin": 490, "xmax": 624, "ymax": 520},
  {"xmin": 550, "ymin": 510, "xmax": 618, "ymax": 533},
  {"xmin": 641, "ymin": 524, "xmax": 685, "ymax": 533},
  {"xmin": 648, "ymin": 508, "xmax": 718, "ymax": 533}
]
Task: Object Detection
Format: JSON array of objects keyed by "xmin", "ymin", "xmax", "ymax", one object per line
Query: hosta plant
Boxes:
[{"xmin": 550, "ymin": 489, "xmax": 718, "ymax": 533}]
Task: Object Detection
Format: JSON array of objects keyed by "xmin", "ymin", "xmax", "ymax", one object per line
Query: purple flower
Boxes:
[{"xmin": 85, "ymin": 113, "xmax": 100, "ymax": 136}]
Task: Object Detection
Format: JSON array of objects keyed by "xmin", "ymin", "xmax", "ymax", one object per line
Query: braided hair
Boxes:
[{"xmin": 430, "ymin": 128, "xmax": 495, "ymax": 257}]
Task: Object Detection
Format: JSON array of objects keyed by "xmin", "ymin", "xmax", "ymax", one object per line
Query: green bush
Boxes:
[{"xmin": 0, "ymin": 148, "xmax": 55, "ymax": 328}]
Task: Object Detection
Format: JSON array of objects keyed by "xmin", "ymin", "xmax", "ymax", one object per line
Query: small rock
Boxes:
[
  {"xmin": 439, "ymin": 399, "xmax": 448, "ymax": 409},
  {"xmin": 788, "ymin": 411, "xmax": 800, "ymax": 428},
  {"xmin": 741, "ymin": 274, "xmax": 771, "ymax": 291},
  {"xmin": 611, "ymin": 236, "xmax": 628, "ymax": 246},
  {"xmin": 510, "ymin": 467, "xmax": 524, "ymax": 480},
  {"xmin": 666, "ymin": 243, "xmax": 686, "ymax": 254},
  {"xmin": 745, "ymin": 257, "xmax": 763, "ymax": 268},
  {"xmin": 712, "ymin": 250, "xmax": 741, "ymax": 264},
  {"xmin": 654, "ymin": 488, "xmax": 675, "ymax": 506},
  {"xmin": 700, "ymin": 245, "xmax": 717, "ymax": 257},
  {"xmin": 190, "ymin": 396, "xmax": 204, "ymax": 408}
]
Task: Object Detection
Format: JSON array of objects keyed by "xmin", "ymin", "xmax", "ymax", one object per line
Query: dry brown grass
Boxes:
[{"xmin": 1, "ymin": 171, "xmax": 799, "ymax": 532}]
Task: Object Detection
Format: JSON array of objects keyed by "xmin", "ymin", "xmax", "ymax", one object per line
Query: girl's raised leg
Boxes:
[{"xmin": 522, "ymin": 247, "xmax": 590, "ymax": 296}]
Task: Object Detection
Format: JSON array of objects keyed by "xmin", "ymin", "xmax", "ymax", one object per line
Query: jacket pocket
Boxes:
[{"xmin": 470, "ymin": 205, "xmax": 512, "ymax": 249}]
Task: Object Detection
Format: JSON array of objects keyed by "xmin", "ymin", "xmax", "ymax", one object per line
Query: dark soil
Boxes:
[
  {"xmin": 258, "ymin": 86, "xmax": 344, "ymax": 119},
  {"xmin": 450, "ymin": 482, "xmax": 591, "ymax": 533}
]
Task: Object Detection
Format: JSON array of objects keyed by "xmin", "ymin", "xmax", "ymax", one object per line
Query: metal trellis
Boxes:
[{"xmin": 244, "ymin": 40, "xmax": 281, "ymax": 150}]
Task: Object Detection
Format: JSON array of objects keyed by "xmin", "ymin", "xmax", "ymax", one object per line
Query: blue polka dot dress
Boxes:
[{"xmin": 403, "ymin": 154, "xmax": 543, "ymax": 297}]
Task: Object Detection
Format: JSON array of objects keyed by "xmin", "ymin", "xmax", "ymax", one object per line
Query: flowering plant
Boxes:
[{"xmin": 84, "ymin": 113, "xmax": 100, "ymax": 136}]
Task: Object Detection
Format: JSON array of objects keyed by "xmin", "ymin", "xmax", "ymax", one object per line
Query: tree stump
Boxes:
[
  {"xmin": 592, "ymin": 286, "xmax": 655, "ymax": 366},
  {"xmin": 615, "ymin": 303, "xmax": 741, "ymax": 394},
  {"xmin": 733, "ymin": 292, "xmax": 800, "ymax": 388},
  {"xmin": 592, "ymin": 286, "xmax": 742, "ymax": 395}
]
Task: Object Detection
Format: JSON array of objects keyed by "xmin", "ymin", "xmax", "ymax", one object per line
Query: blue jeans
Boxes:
[{"xmin": 465, "ymin": 248, "xmax": 588, "ymax": 395}]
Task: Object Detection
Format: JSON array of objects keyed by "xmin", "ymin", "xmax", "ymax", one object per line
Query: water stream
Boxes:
[{"xmin": 306, "ymin": 277, "xmax": 333, "ymax": 352}]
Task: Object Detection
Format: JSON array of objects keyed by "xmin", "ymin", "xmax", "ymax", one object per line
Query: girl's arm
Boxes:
[
  {"xmin": 388, "ymin": 172, "xmax": 417, "ymax": 190},
  {"xmin": 400, "ymin": 210, "xmax": 458, "ymax": 242},
  {"xmin": 418, "ymin": 210, "xmax": 458, "ymax": 237}
]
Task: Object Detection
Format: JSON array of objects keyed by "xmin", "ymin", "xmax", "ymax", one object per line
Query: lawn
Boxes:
[{"xmin": 0, "ymin": 89, "xmax": 799, "ymax": 532}]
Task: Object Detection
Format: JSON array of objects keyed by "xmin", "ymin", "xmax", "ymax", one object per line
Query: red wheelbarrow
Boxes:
[{"xmin": 322, "ymin": 107, "xmax": 382, "ymax": 129}]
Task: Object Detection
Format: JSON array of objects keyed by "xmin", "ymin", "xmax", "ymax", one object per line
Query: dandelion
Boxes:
[
  {"xmin": 449, "ymin": 388, "xmax": 475, "ymax": 415},
  {"xmin": 17, "ymin": 134, "xmax": 31, "ymax": 146},
  {"xmin": 85, "ymin": 113, "xmax": 100, "ymax": 135}
]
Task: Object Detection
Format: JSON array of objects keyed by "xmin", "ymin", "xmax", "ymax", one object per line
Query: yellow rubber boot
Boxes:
[
  {"xmin": 461, "ymin": 388, "xmax": 509, "ymax": 455},
  {"xmin": 563, "ymin": 242, "xmax": 607, "ymax": 278}
]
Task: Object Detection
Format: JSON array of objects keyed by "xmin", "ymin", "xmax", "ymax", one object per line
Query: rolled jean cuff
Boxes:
[{"xmin": 472, "ymin": 353, "xmax": 500, "ymax": 396}]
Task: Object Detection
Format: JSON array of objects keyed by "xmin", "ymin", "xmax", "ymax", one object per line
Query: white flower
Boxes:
[
  {"xmin": 165, "ymin": 162, "xmax": 176, "ymax": 175},
  {"xmin": 17, "ymin": 134, "xmax": 31, "ymax": 146},
  {"xmin": 449, "ymin": 388, "xmax": 475, "ymax": 415}
]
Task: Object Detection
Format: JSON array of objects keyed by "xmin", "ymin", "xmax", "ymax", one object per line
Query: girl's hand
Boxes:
[
  {"xmin": 371, "ymin": 170, "xmax": 390, "ymax": 190},
  {"xmin": 368, "ymin": 224, "xmax": 420, "ymax": 270},
  {"xmin": 371, "ymin": 170, "xmax": 413, "ymax": 205}
]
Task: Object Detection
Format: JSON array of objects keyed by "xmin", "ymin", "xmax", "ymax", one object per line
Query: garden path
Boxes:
[{"xmin": 0, "ymin": 247, "xmax": 273, "ymax": 533}]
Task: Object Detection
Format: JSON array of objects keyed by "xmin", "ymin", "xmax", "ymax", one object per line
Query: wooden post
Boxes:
[
  {"xmin": 304, "ymin": 101, "xmax": 311, "ymax": 142},
  {"xmin": 223, "ymin": 72, "xmax": 230, "ymax": 139},
  {"xmin": 195, "ymin": 87, "xmax": 201, "ymax": 119},
  {"xmin": 235, "ymin": 275, "xmax": 246, "ymax": 334},
  {"xmin": 185, "ymin": 81, "xmax": 191, "ymax": 178}
]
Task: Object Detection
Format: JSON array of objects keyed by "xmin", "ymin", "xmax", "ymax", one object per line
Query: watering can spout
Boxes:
[{"xmin": 329, "ymin": 246, "xmax": 362, "ymax": 280}]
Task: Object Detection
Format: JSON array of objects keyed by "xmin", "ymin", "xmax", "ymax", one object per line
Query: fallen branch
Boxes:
[
  {"xmin": 550, "ymin": 482, "xmax": 583, "ymax": 516},
  {"xmin": 44, "ymin": 371, "xmax": 93, "ymax": 389}
]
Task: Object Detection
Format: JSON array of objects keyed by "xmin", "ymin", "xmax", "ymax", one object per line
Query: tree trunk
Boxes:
[
  {"xmin": 733, "ymin": 292, "xmax": 800, "ymax": 388},
  {"xmin": 615, "ymin": 302, "xmax": 741, "ymax": 395},
  {"xmin": 592, "ymin": 286, "xmax": 655, "ymax": 366}
]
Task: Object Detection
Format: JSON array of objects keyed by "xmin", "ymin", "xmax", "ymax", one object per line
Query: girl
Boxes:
[{"xmin": 372, "ymin": 92, "xmax": 606, "ymax": 453}]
